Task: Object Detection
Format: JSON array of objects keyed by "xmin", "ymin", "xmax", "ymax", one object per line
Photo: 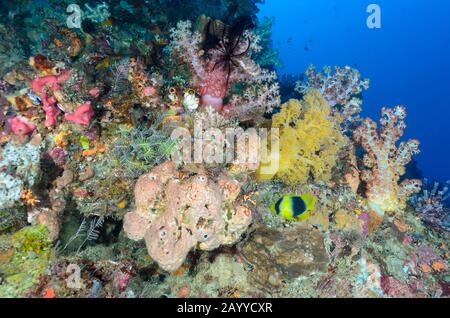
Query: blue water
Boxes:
[{"xmin": 258, "ymin": 0, "xmax": 450, "ymax": 183}]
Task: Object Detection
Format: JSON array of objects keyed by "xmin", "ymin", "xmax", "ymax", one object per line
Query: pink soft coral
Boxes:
[{"xmin": 169, "ymin": 21, "xmax": 279, "ymax": 117}]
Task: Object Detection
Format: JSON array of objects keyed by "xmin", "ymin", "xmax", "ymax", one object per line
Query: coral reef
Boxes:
[
  {"xmin": 102, "ymin": 125, "xmax": 178, "ymax": 178},
  {"xmin": 0, "ymin": 225, "xmax": 52, "ymax": 297},
  {"xmin": 0, "ymin": 0, "xmax": 446, "ymax": 300},
  {"xmin": 169, "ymin": 20, "xmax": 280, "ymax": 117},
  {"xmin": 240, "ymin": 225, "xmax": 329, "ymax": 294}
]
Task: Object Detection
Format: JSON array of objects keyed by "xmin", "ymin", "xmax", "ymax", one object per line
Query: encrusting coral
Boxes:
[
  {"xmin": 259, "ymin": 90, "xmax": 346, "ymax": 185},
  {"xmin": 354, "ymin": 105, "xmax": 422, "ymax": 216},
  {"xmin": 123, "ymin": 161, "xmax": 253, "ymax": 272},
  {"xmin": 0, "ymin": 136, "xmax": 42, "ymax": 209}
]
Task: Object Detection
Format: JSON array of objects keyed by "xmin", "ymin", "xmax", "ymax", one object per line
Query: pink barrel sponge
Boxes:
[
  {"xmin": 65, "ymin": 102, "xmax": 95, "ymax": 125},
  {"xmin": 8, "ymin": 116, "xmax": 36, "ymax": 135},
  {"xmin": 123, "ymin": 161, "xmax": 253, "ymax": 272}
]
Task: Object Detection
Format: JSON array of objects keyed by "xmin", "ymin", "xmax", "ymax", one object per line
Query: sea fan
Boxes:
[
  {"xmin": 108, "ymin": 59, "xmax": 131, "ymax": 97},
  {"xmin": 60, "ymin": 216, "xmax": 105, "ymax": 254}
]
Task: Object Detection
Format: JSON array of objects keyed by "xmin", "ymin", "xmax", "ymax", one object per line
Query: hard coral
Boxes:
[
  {"xmin": 0, "ymin": 225, "xmax": 51, "ymax": 297},
  {"xmin": 240, "ymin": 225, "xmax": 329, "ymax": 294},
  {"xmin": 260, "ymin": 90, "xmax": 346, "ymax": 185},
  {"xmin": 354, "ymin": 106, "xmax": 421, "ymax": 215},
  {"xmin": 123, "ymin": 161, "xmax": 252, "ymax": 272}
]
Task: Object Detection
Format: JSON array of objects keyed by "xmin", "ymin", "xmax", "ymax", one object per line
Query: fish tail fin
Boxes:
[
  {"xmin": 269, "ymin": 202, "xmax": 276, "ymax": 215},
  {"xmin": 296, "ymin": 211, "xmax": 310, "ymax": 221},
  {"xmin": 301, "ymin": 193, "xmax": 317, "ymax": 211}
]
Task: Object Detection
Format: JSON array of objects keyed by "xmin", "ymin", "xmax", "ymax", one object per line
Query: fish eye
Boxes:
[
  {"xmin": 203, "ymin": 233, "xmax": 208, "ymax": 240},
  {"xmin": 159, "ymin": 229, "xmax": 167, "ymax": 239},
  {"xmin": 149, "ymin": 175, "xmax": 157, "ymax": 181}
]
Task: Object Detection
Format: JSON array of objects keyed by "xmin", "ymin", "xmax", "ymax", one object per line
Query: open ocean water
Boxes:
[{"xmin": 259, "ymin": 0, "xmax": 450, "ymax": 183}]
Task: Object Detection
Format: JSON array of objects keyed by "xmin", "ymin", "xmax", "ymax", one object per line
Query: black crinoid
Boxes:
[{"xmin": 202, "ymin": 15, "xmax": 256, "ymax": 84}]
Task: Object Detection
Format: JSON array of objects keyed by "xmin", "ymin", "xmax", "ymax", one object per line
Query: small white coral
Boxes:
[
  {"xmin": 183, "ymin": 91, "xmax": 200, "ymax": 112},
  {"xmin": 0, "ymin": 141, "xmax": 41, "ymax": 208}
]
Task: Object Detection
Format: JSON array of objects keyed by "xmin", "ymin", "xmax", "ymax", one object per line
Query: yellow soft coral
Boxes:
[{"xmin": 259, "ymin": 90, "xmax": 346, "ymax": 185}]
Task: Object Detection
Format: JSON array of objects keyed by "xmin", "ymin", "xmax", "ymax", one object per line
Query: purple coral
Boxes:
[
  {"xmin": 0, "ymin": 80, "xmax": 10, "ymax": 93},
  {"xmin": 357, "ymin": 212, "xmax": 370, "ymax": 238},
  {"xmin": 411, "ymin": 179, "xmax": 450, "ymax": 231},
  {"xmin": 46, "ymin": 147, "xmax": 68, "ymax": 167}
]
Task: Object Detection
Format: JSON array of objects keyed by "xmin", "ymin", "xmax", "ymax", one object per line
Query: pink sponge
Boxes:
[
  {"xmin": 31, "ymin": 70, "xmax": 71, "ymax": 94},
  {"xmin": 41, "ymin": 93, "xmax": 61, "ymax": 127},
  {"xmin": 8, "ymin": 116, "xmax": 36, "ymax": 135},
  {"xmin": 65, "ymin": 102, "xmax": 94, "ymax": 126}
]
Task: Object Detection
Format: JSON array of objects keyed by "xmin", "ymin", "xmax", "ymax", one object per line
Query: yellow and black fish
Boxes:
[{"xmin": 269, "ymin": 194, "xmax": 316, "ymax": 221}]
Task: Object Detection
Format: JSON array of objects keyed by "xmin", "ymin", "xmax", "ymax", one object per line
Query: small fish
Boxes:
[
  {"xmin": 304, "ymin": 47, "xmax": 309, "ymax": 51},
  {"xmin": 269, "ymin": 194, "xmax": 316, "ymax": 221},
  {"xmin": 27, "ymin": 91, "xmax": 41, "ymax": 105}
]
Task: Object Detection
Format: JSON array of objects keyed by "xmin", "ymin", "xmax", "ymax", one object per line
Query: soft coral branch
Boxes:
[{"xmin": 354, "ymin": 105, "xmax": 421, "ymax": 214}]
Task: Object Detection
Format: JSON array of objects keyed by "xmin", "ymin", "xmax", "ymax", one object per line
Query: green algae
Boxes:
[{"xmin": 0, "ymin": 225, "xmax": 52, "ymax": 297}]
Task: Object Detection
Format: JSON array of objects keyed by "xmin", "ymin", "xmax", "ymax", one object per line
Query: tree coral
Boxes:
[
  {"xmin": 295, "ymin": 65, "xmax": 369, "ymax": 125},
  {"xmin": 354, "ymin": 106, "xmax": 421, "ymax": 214},
  {"xmin": 261, "ymin": 90, "xmax": 346, "ymax": 185}
]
